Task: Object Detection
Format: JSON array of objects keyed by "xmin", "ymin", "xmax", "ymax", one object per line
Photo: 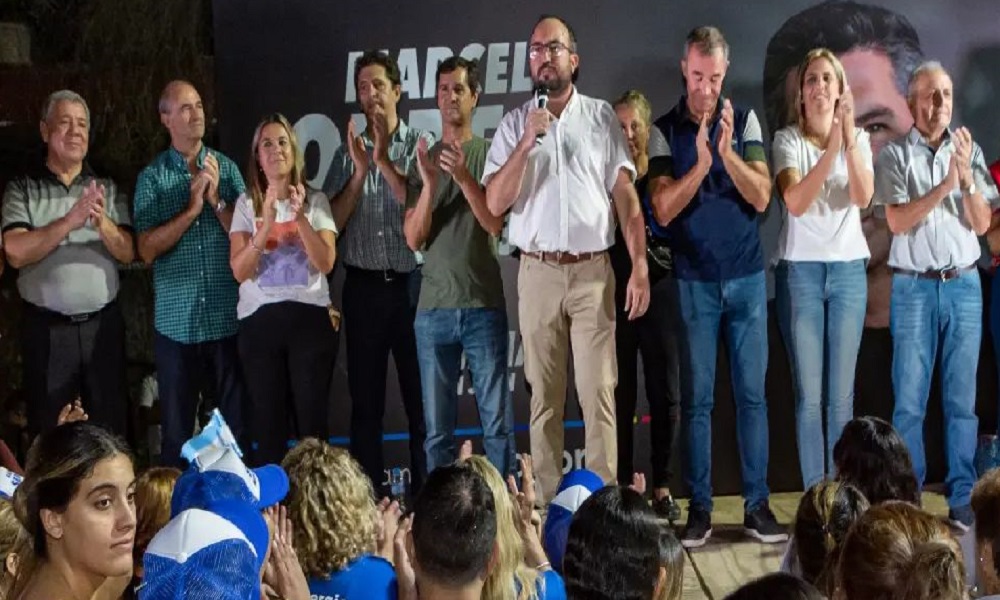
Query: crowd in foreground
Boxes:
[{"xmin": 0, "ymin": 409, "xmax": 995, "ymax": 600}]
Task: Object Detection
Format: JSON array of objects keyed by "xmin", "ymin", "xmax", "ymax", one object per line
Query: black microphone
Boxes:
[{"xmin": 533, "ymin": 84, "xmax": 549, "ymax": 144}]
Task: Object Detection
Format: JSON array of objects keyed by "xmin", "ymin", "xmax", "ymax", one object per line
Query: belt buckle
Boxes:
[
  {"xmin": 940, "ymin": 267, "xmax": 956, "ymax": 282},
  {"xmin": 69, "ymin": 312, "xmax": 91, "ymax": 324},
  {"xmin": 383, "ymin": 269, "xmax": 395, "ymax": 283}
]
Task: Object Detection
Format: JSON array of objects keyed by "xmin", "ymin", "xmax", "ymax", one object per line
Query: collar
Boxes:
[
  {"xmin": 907, "ymin": 125, "xmax": 953, "ymax": 148},
  {"xmin": 168, "ymin": 143, "xmax": 208, "ymax": 170},
  {"xmin": 32, "ymin": 157, "xmax": 96, "ymax": 185},
  {"xmin": 676, "ymin": 95, "xmax": 725, "ymax": 125},
  {"xmin": 361, "ymin": 118, "xmax": 409, "ymax": 143}
]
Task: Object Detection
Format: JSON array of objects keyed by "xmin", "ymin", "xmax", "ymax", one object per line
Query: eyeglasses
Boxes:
[{"xmin": 528, "ymin": 41, "xmax": 573, "ymax": 60}]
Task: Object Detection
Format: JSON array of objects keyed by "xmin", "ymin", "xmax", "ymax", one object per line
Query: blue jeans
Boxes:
[
  {"xmin": 776, "ymin": 260, "xmax": 867, "ymax": 489},
  {"xmin": 415, "ymin": 307, "xmax": 515, "ymax": 476},
  {"xmin": 678, "ymin": 271, "xmax": 770, "ymax": 512},
  {"xmin": 890, "ymin": 269, "xmax": 981, "ymax": 508}
]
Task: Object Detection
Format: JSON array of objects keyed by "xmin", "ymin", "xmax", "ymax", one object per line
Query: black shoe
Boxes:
[
  {"xmin": 744, "ymin": 504, "xmax": 788, "ymax": 543},
  {"xmin": 948, "ymin": 505, "xmax": 974, "ymax": 533},
  {"xmin": 652, "ymin": 495, "xmax": 682, "ymax": 523},
  {"xmin": 681, "ymin": 508, "xmax": 712, "ymax": 549}
]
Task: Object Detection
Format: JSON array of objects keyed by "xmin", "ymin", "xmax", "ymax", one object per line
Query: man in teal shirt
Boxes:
[{"xmin": 134, "ymin": 80, "xmax": 247, "ymax": 467}]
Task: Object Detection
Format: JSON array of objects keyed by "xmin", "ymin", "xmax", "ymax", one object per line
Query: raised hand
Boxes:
[
  {"xmin": 415, "ymin": 136, "xmax": 436, "ymax": 185},
  {"xmin": 346, "ymin": 119, "xmax": 370, "ymax": 173},
  {"xmin": 716, "ymin": 99, "xmax": 734, "ymax": 159},
  {"xmin": 519, "ymin": 107, "xmax": 552, "ymax": 149},
  {"xmin": 289, "ymin": 183, "xmax": 308, "ymax": 222},
  {"xmin": 439, "ymin": 140, "xmax": 470, "ymax": 186}
]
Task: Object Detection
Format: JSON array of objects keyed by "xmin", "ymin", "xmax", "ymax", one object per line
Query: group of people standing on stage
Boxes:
[{"xmin": 2, "ymin": 9, "xmax": 999, "ymax": 552}]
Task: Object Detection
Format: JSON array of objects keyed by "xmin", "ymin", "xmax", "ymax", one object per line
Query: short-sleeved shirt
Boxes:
[
  {"xmin": 329, "ymin": 120, "xmax": 433, "ymax": 272},
  {"xmin": 873, "ymin": 127, "xmax": 1000, "ymax": 272},
  {"xmin": 1, "ymin": 162, "xmax": 131, "ymax": 315},
  {"xmin": 648, "ymin": 96, "xmax": 767, "ymax": 282},
  {"xmin": 405, "ymin": 136, "xmax": 504, "ymax": 310},
  {"xmin": 307, "ymin": 554, "xmax": 397, "ymax": 600},
  {"xmin": 133, "ymin": 145, "xmax": 245, "ymax": 344},
  {"xmin": 772, "ymin": 125, "xmax": 873, "ymax": 262},
  {"xmin": 482, "ymin": 87, "xmax": 635, "ymax": 253},
  {"xmin": 229, "ymin": 189, "xmax": 337, "ymax": 319}
]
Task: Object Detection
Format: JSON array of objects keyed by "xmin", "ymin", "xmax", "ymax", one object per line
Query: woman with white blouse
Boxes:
[
  {"xmin": 772, "ymin": 48, "xmax": 875, "ymax": 489},
  {"xmin": 229, "ymin": 113, "xmax": 338, "ymax": 465}
]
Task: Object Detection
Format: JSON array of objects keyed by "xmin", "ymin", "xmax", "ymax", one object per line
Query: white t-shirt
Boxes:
[
  {"xmin": 772, "ymin": 125, "xmax": 872, "ymax": 262},
  {"xmin": 230, "ymin": 189, "xmax": 337, "ymax": 319}
]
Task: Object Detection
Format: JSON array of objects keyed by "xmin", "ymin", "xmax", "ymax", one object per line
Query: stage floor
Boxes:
[{"xmin": 677, "ymin": 491, "xmax": 951, "ymax": 599}]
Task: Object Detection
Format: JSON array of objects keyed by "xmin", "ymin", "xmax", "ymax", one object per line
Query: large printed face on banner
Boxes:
[{"xmin": 214, "ymin": 0, "xmax": 1000, "ymax": 489}]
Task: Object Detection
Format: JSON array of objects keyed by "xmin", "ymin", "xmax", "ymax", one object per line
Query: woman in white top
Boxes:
[
  {"xmin": 772, "ymin": 48, "xmax": 874, "ymax": 489},
  {"xmin": 230, "ymin": 113, "xmax": 338, "ymax": 465}
]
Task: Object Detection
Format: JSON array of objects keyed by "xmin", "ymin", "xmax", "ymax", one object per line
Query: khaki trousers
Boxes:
[{"xmin": 518, "ymin": 253, "xmax": 618, "ymax": 503}]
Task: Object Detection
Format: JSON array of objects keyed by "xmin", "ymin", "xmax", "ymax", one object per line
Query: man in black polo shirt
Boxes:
[
  {"xmin": 648, "ymin": 27, "xmax": 784, "ymax": 548},
  {"xmin": 1, "ymin": 90, "xmax": 134, "ymax": 437}
]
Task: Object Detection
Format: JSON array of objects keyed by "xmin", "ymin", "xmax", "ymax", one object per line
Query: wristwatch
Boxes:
[
  {"xmin": 214, "ymin": 199, "xmax": 227, "ymax": 214},
  {"xmin": 964, "ymin": 182, "xmax": 977, "ymax": 196}
]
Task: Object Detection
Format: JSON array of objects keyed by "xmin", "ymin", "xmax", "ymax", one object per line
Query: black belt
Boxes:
[
  {"xmin": 345, "ymin": 266, "xmax": 413, "ymax": 283},
  {"xmin": 891, "ymin": 264, "xmax": 976, "ymax": 281},
  {"xmin": 24, "ymin": 300, "xmax": 115, "ymax": 324}
]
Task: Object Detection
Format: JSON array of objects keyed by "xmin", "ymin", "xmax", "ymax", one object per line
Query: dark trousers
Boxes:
[
  {"xmin": 238, "ymin": 302, "xmax": 337, "ymax": 465},
  {"xmin": 154, "ymin": 331, "xmax": 246, "ymax": 467},
  {"xmin": 343, "ymin": 267, "xmax": 426, "ymax": 495},
  {"xmin": 613, "ymin": 273, "xmax": 682, "ymax": 489},
  {"xmin": 21, "ymin": 300, "xmax": 127, "ymax": 437}
]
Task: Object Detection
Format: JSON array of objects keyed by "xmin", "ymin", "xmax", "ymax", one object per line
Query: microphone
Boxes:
[{"xmin": 533, "ymin": 84, "xmax": 549, "ymax": 144}]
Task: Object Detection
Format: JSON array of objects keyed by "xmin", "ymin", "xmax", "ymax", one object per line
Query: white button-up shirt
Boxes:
[
  {"xmin": 874, "ymin": 127, "xmax": 999, "ymax": 271},
  {"xmin": 482, "ymin": 88, "xmax": 635, "ymax": 253}
]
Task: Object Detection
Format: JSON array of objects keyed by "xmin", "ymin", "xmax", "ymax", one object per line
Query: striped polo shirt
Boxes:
[
  {"xmin": 133, "ymin": 145, "xmax": 245, "ymax": 344},
  {"xmin": 329, "ymin": 120, "xmax": 434, "ymax": 272},
  {"xmin": 1, "ymin": 162, "xmax": 131, "ymax": 315}
]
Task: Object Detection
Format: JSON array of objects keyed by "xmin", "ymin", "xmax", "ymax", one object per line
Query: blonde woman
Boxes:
[
  {"xmin": 462, "ymin": 454, "xmax": 565, "ymax": 600},
  {"xmin": 772, "ymin": 48, "xmax": 874, "ymax": 489},
  {"xmin": 230, "ymin": 113, "xmax": 338, "ymax": 465},
  {"xmin": 0, "ymin": 497, "xmax": 31, "ymax": 598},
  {"xmin": 282, "ymin": 438, "xmax": 399, "ymax": 599}
]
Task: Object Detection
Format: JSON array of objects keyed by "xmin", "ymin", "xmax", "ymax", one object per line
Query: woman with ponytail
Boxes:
[{"xmin": 791, "ymin": 481, "xmax": 868, "ymax": 596}]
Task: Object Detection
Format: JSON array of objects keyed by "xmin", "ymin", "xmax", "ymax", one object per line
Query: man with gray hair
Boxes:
[
  {"xmin": 647, "ymin": 26, "xmax": 782, "ymax": 548},
  {"xmin": 1, "ymin": 89, "xmax": 134, "ymax": 436},
  {"xmin": 874, "ymin": 61, "xmax": 999, "ymax": 531}
]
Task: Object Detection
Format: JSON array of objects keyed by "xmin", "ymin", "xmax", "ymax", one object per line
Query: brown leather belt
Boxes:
[
  {"xmin": 522, "ymin": 250, "xmax": 604, "ymax": 265},
  {"xmin": 891, "ymin": 264, "xmax": 976, "ymax": 281}
]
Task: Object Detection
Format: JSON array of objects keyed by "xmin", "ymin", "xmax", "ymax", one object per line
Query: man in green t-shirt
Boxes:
[{"xmin": 404, "ymin": 57, "xmax": 515, "ymax": 476}]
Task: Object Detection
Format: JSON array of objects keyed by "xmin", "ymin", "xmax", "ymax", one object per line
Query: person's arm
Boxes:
[
  {"xmin": 881, "ymin": 152, "xmax": 955, "ymax": 235},
  {"xmin": 293, "ymin": 188, "xmax": 336, "ymax": 274},
  {"xmin": 229, "ymin": 196, "xmax": 270, "ymax": 284},
  {"xmin": 957, "ymin": 133, "xmax": 994, "ymax": 236},
  {"xmin": 844, "ymin": 129, "xmax": 875, "ymax": 209},
  {"xmin": 94, "ymin": 184, "xmax": 135, "ymax": 264},
  {"xmin": 718, "ymin": 106, "xmax": 771, "ymax": 212},
  {"xmin": 647, "ymin": 115, "xmax": 711, "ymax": 226},
  {"xmin": 774, "ymin": 128, "xmax": 839, "ymax": 217},
  {"xmin": 986, "ymin": 210, "xmax": 1000, "ymax": 255},
  {"xmin": 403, "ymin": 139, "xmax": 436, "ymax": 250},
  {"xmin": 330, "ymin": 119, "xmax": 369, "ymax": 231},
  {"xmin": 136, "ymin": 169, "xmax": 208, "ymax": 265},
  {"xmin": 612, "ymin": 169, "xmax": 650, "ymax": 320},
  {"xmin": 2, "ymin": 180, "xmax": 90, "ymax": 268},
  {"xmin": 485, "ymin": 107, "xmax": 551, "ymax": 216},
  {"xmin": 441, "ymin": 140, "xmax": 502, "ymax": 236}
]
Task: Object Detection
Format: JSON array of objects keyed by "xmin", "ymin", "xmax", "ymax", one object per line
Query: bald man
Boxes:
[{"xmin": 134, "ymin": 80, "xmax": 248, "ymax": 467}]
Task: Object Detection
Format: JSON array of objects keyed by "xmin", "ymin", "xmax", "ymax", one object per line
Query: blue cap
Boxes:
[
  {"xmin": 542, "ymin": 469, "xmax": 604, "ymax": 573},
  {"xmin": 139, "ymin": 410, "xmax": 288, "ymax": 600}
]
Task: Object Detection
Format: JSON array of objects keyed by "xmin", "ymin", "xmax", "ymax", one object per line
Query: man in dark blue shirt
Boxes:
[{"xmin": 648, "ymin": 26, "xmax": 785, "ymax": 548}]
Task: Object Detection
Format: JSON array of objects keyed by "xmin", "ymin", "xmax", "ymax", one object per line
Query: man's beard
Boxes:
[{"xmin": 533, "ymin": 66, "xmax": 571, "ymax": 94}]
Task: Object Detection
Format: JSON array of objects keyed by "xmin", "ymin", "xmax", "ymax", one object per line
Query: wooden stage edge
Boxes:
[{"xmin": 676, "ymin": 491, "xmax": 951, "ymax": 599}]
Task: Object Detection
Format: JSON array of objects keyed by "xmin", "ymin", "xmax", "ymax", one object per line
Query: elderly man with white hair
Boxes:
[
  {"xmin": 1, "ymin": 89, "xmax": 134, "ymax": 437},
  {"xmin": 874, "ymin": 61, "xmax": 1000, "ymax": 531}
]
